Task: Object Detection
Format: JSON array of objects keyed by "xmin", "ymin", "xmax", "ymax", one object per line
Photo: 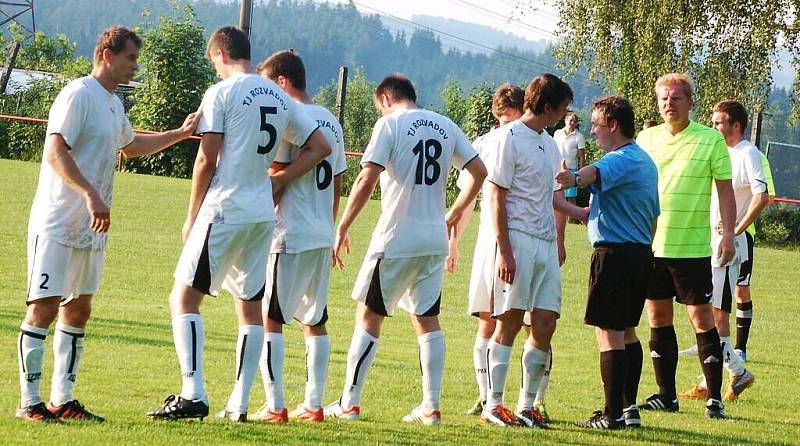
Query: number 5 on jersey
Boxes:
[{"xmin": 258, "ymin": 106, "xmax": 277, "ymax": 154}]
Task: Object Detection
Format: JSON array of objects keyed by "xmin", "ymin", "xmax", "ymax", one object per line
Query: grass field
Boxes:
[{"xmin": 1, "ymin": 158, "xmax": 798, "ymax": 445}]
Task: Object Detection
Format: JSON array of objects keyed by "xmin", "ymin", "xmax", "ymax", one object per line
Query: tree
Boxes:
[
  {"xmin": 440, "ymin": 78, "xmax": 468, "ymax": 127},
  {"xmin": 553, "ymin": 0, "xmax": 800, "ymax": 125},
  {"xmin": 126, "ymin": 2, "xmax": 214, "ymax": 178}
]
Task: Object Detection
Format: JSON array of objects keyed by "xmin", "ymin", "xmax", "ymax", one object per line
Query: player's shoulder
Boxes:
[{"xmin": 687, "ymin": 120, "xmax": 724, "ymax": 142}]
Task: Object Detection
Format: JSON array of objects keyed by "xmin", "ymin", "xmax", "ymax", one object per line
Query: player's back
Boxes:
[
  {"xmin": 198, "ymin": 73, "xmax": 302, "ymax": 224},
  {"xmin": 364, "ymin": 108, "xmax": 476, "ymax": 258}
]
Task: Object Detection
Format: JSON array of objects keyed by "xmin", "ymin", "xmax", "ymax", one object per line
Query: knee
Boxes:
[
  {"xmin": 303, "ymin": 324, "xmax": 327, "ymax": 337},
  {"xmin": 25, "ymin": 299, "xmax": 60, "ymax": 327}
]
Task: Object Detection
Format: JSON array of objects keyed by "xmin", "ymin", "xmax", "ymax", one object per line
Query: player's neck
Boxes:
[
  {"xmin": 725, "ymin": 134, "xmax": 744, "ymax": 148},
  {"xmin": 387, "ymin": 99, "xmax": 418, "ymax": 113},
  {"xmin": 90, "ymin": 67, "xmax": 119, "ymax": 93},
  {"xmin": 520, "ymin": 111, "xmax": 549, "ymax": 134},
  {"xmin": 607, "ymin": 137, "xmax": 634, "ymax": 152},
  {"xmin": 664, "ymin": 118, "xmax": 690, "ymax": 136},
  {"xmin": 220, "ymin": 60, "xmax": 254, "ymax": 79},
  {"xmin": 286, "ymin": 87, "xmax": 313, "ymax": 105}
]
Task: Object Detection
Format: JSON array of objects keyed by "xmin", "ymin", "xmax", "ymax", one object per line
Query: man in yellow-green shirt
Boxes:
[
  {"xmin": 635, "ymin": 73, "xmax": 737, "ymax": 420},
  {"xmin": 735, "ymin": 152, "xmax": 774, "ymax": 360}
]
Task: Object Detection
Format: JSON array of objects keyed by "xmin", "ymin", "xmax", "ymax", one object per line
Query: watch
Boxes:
[{"xmin": 574, "ymin": 173, "xmax": 583, "ymax": 188}]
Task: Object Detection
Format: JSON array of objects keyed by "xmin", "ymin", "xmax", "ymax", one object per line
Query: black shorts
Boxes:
[
  {"xmin": 737, "ymin": 232, "xmax": 755, "ymax": 286},
  {"xmin": 585, "ymin": 243, "xmax": 653, "ymax": 330},
  {"xmin": 647, "ymin": 257, "xmax": 713, "ymax": 305}
]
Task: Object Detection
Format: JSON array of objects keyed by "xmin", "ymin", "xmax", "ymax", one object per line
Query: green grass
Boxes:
[{"xmin": 1, "ymin": 158, "xmax": 798, "ymax": 445}]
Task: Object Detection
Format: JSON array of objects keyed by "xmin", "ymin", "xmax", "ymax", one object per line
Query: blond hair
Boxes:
[{"xmin": 655, "ymin": 73, "xmax": 694, "ymax": 99}]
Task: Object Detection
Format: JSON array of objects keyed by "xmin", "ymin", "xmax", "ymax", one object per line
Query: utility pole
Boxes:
[
  {"xmin": 751, "ymin": 106, "xmax": 763, "ymax": 149},
  {"xmin": 0, "ymin": 41, "xmax": 20, "ymax": 95},
  {"xmin": 335, "ymin": 66, "xmax": 348, "ymax": 130},
  {"xmin": 239, "ymin": 0, "xmax": 253, "ymax": 39}
]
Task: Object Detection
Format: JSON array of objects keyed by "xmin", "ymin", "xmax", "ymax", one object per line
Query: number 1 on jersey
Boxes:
[
  {"xmin": 258, "ymin": 106, "xmax": 278, "ymax": 154},
  {"xmin": 413, "ymin": 139, "xmax": 442, "ymax": 185}
]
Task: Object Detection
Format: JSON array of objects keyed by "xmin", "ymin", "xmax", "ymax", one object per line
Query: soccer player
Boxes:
[
  {"xmin": 553, "ymin": 111, "xmax": 586, "ymax": 204},
  {"xmin": 324, "ymin": 74, "xmax": 487, "ymax": 425},
  {"xmin": 146, "ymin": 27, "xmax": 330, "ymax": 421},
  {"xmin": 556, "ymin": 96, "xmax": 659, "ymax": 429},
  {"xmin": 680, "ymin": 100, "xmax": 766, "ymax": 402},
  {"xmin": 479, "ymin": 74, "xmax": 584, "ymax": 428},
  {"xmin": 636, "ymin": 73, "xmax": 737, "ymax": 419},
  {"xmin": 735, "ymin": 151, "xmax": 774, "ymax": 360},
  {"xmin": 446, "ymin": 84, "xmax": 554, "ymax": 421},
  {"xmin": 242, "ymin": 50, "xmax": 347, "ymax": 423},
  {"xmin": 17, "ymin": 26, "xmax": 200, "ymax": 423}
]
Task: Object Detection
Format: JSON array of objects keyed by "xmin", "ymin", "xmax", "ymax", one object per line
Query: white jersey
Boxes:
[
  {"xmin": 710, "ymin": 139, "xmax": 767, "ymax": 266},
  {"xmin": 195, "ymin": 72, "xmax": 318, "ymax": 224},
  {"xmin": 553, "ymin": 127, "xmax": 585, "ymax": 169},
  {"xmin": 457, "ymin": 125, "xmax": 505, "ymax": 229},
  {"xmin": 29, "ymin": 76, "xmax": 134, "ymax": 251},
  {"xmin": 271, "ymin": 103, "xmax": 347, "ymax": 253},
  {"xmin": 363, "ymin": 108, "xmax": 478, "ymax": 259},
  {"xmin": 485, "ymin": 120, "xmax": 562, "ymax": 242}
]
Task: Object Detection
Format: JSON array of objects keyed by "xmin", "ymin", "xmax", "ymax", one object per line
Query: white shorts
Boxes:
[
  {"xmin": 467, "ymin": 226, "xmax": 495, "ymax": 316},
  {"xmin": 27, "ymin": 234, "xmax": 105, "ymax": 304},
  {"xmin": 174, "ymin": 220, "xmax": 274, "ymax": 300},
  {"xmin": 491, "ymin": 230, "xmax": 561, "ymax": 317},
  {"xmin": 352, "ymin": 255, "xmax": 446, "ymax": 317},
  {"xmin": 712, "ymin": 263, "xmax": 739, "ymax": 313},
  {"xmin": 266, "ymin": 248, "xmax": 331, "ymax": 326}
]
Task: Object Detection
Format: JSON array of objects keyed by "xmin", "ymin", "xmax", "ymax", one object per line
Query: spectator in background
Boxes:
[{"xmin": 553, "ymin": 112, "xmax": 586, "ymax": 204}]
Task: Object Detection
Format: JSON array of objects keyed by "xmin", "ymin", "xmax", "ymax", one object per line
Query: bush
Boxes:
[{"xmin": 756, "ymin": 205, "xmax": 800, "ymax": 247}]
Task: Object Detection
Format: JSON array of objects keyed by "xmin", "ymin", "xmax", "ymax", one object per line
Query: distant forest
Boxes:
[{"xmin": 25, "ymin": 0, "xmax": 602, "ymax": 106}]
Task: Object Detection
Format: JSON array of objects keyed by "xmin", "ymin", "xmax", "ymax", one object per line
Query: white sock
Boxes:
[
  {"xmin": 18, "ymin": 322, "xmax": 47, "ymax": 407},
  {"xmin": 340, "ymin": 328, "xmax": 379, "ymax": 408},
  {"xmin": 50, "ymin": 322, "xmax": 85, "ymax": 406},
  {"xmin": 304, "ymin": 335, "xmax": 330, "ymax": 409},
  {"xmin": 260, "ymin": 332, "xmax": 285, "ymax": 411},
  {"xmin": 473, "ymin": 335, "xmax": 490, "ymax": 400},
  {"xmin": 486, "ymin": 341, "xmax": 513, "ymax": 410},
  {"xmin": 534, "ymin": 346, "xmax": 552, "ymax": 404},
  {"xmin": 173, "ymin": 313, "xmax": 206, "ymax": 402},
  {"xmin": 226, "ymin": 325, "xmax": 263, "ymax": 413},
  {"xmin": 518, "ymin": 344, "xmax": 549, "ymax": 412},
  {"xmin": 419, "ymin": 330, "xmax": 445, "ymax": 411},
  {"xmin": 721, "ymin": 336, "xmax": 745, "ymax": 376}
]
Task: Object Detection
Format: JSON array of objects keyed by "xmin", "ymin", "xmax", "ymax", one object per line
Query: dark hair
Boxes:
[
  {"xmin": 642, "ymin": 118, "xmax": 658, "ymax": 129},
  {"xmin": 592, "ymin": 95, "xmax": 636, "ymax": 139},
  {"xmin": 207, "ymin": 26, "xmax": 250, "ymax": 61},
  {"xmin": 93, "ymin": 26, "xmax": 141, "ymax": 65},
  {"xmin": 713, "ymin": 100, "xmax": 748, "ymax": 131},
  {"xmin": 374, "ymin": 74, "xmax": 416, "ymax": 102},
  {"xmin": 258, "ymin": 49, "xmax": 306, "ymax": 91},
  {"xmin": 492, "ymin": 83, "xmax": 524, "ymax": 119},
  {"xmin": 523, "ymin": 73, "xmax": 573, "ymax": 115}
]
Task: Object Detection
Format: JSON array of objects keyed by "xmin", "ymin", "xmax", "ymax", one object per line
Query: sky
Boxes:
[{"xmin": 319, "ymin": 0, "xmax": 559, "ymax": 42}]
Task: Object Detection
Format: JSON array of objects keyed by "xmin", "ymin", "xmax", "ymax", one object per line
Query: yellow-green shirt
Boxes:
[
  {"xmin": 746, "ymin": 152, "xmax": 774, "ymax": 235},
  {"xmin": 637, "ymin": 121, "xmax": 732, "ymax": 258}
]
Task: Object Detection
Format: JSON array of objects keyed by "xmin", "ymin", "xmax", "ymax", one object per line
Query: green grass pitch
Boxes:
[{"xmin": 0, "ymin": 158, "xmax": 798, "ymax": 445}]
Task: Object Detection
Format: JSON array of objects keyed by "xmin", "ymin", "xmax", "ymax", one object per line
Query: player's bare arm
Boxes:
[
  {"xmin": 270, "ymin": 129, "xmax": 332, "ymax": 196},
  {"xmin": 44, "ymin": 133, "xmax": 109, "ymax": 233},
  {"xmin": 715, "ymin": 178, "xmax": 737, "ymax": 265},
  {"xmin": 182, "ymin": 132, "xmax": 222, "ymax": 242},
  {"xmin": 446, "ymin": 157, "xmax": 487, "ymax": 240},
  {"xmin": 445, "ymin": 196, "xmax": 475, "ymax": 273},
  {"xmin": 553, "ymin": 190, "xmax": 569, "ymax": 266},
  {"xmin": 490, "ymin": 182, "xmax": 515, "ymax": 284},
  {"xmin": 333, "ymin": 163, "xmax": 382, "ymax": 269},
  {"xmin": 734, "ymin": 191, "xmax": 769, "ymax": 235},
  {"xmin": 120, "ymin": 111, "xmax": 201, "ymax": 158}
]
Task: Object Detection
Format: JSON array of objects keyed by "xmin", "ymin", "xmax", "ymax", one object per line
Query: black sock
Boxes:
[
  {"xmin": 601, "ymin": 349, "xmax": 627, "ymax": 420},
  {"xmin": 624, "ymin": 341, "xmax": 643, "ymax": 408},
  {"xmin": 649, "ymin": 326, "xmax": 678, "ymax": 400},
  {"xmin": 697, "ymin": 328, "xmax": 723, "ymax": 401},
  {"xmin": 735, "ymin": 301, "xmax": 753, "ymax": 353}
]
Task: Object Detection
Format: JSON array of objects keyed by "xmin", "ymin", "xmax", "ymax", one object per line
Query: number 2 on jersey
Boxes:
[
  {"xmin": 413, "ymin": 139, "xmax": 442, "ymax": 185},
  {"xmin": 257, "ymin": 106, "xmax": 278, "ymax": 154}
]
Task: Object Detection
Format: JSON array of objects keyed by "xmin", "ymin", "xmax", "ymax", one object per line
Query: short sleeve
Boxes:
[
  {"xmin": 332, "ymin": 120, "xmax": 347, "ymax": 175},
  {"xmin": 485, "ymin": 131, "xmax": 514, "ymax": 190},
  {"xmin": 576, "ymin": 131, "xmax": 586, "ymax": 149},
  {"xmin": 120, "ymin": 115, "xmax": 134, "ymax": 148},
  {"xmin": 591, "ymin": 149, "xmax": 633, "ymax": 192},
  {"xmin": 361, "ymin": 117, "xmax": 393, "ymax": 168},
  {"xmin": 710, "ymin": 137, "xmax": 732, "ymax": 181},
  {"xmin": 762, "ymin": 154, "xmax": 774, "ymax": 196},
  {"xmin": 46, "ymin": 88, "xmax": 86, "ymax": 149},
  {"xmin": 283, "ymin": 101, "xmax": 319, "ymax": 148},
  {"xmin": 272, "ymin": 139, "xmax": 294, "ymax": 164},
  {"xmin": 743, "ymin": 148, "xmax": 767, "ymax": 195},
  {"xmin": 452, "ymin": 125, "xmax": 478, "ymax": 170},
  {"xmin": 196, "ymin": 84, "xmax": 225, "ymax": 134}
]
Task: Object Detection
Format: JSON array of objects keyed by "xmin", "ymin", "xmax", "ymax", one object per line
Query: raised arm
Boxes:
[{"xmin": 120, "ymin": 111, "xmax": 200, "ymax": 158}]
